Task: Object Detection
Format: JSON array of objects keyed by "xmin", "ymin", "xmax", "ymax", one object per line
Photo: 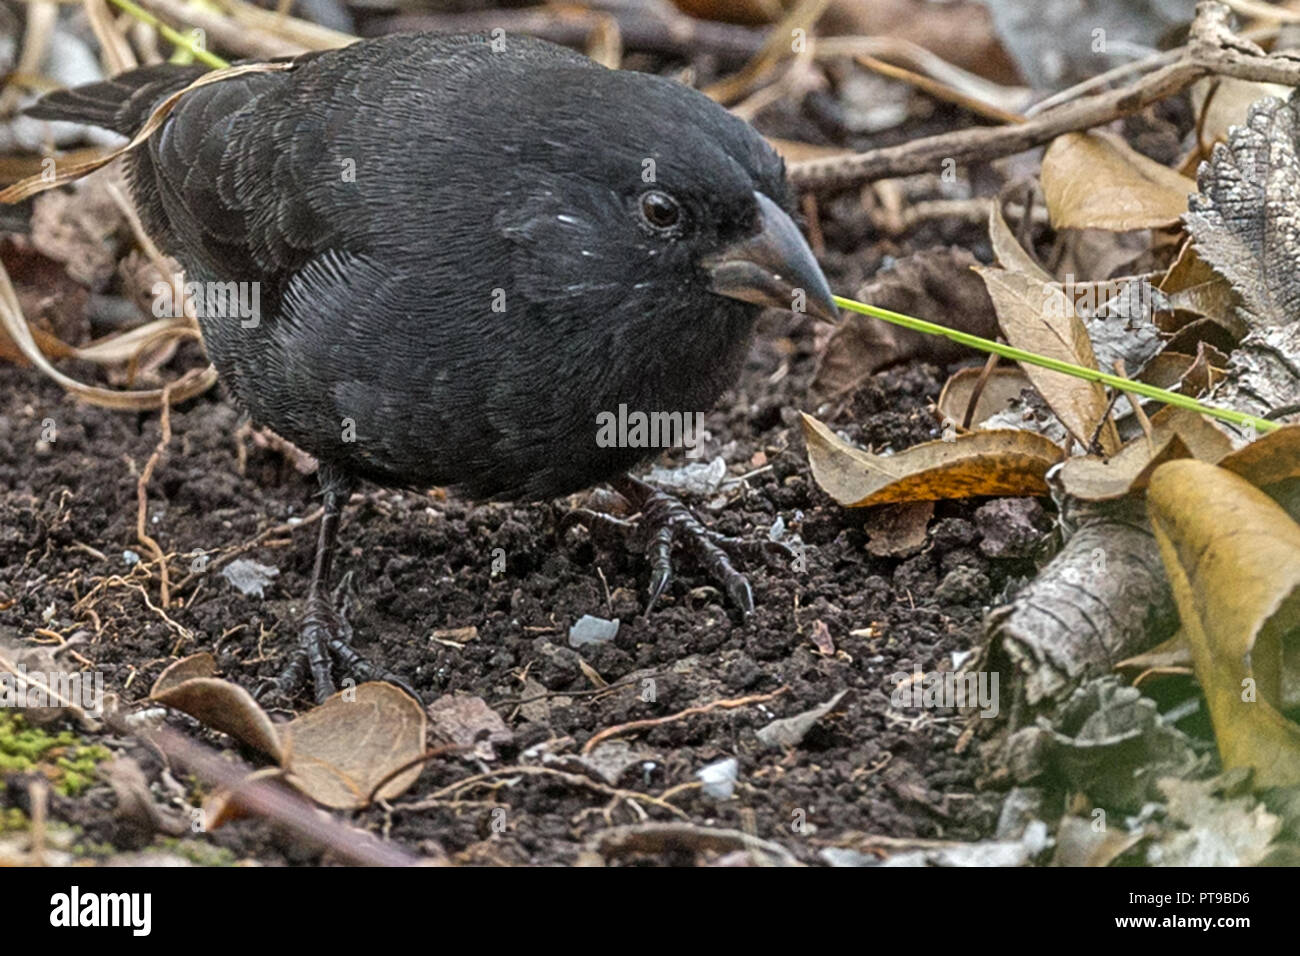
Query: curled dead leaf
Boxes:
[
  {"xmin": 1148, "ymin": 460, "xmax": 1300, "ymax": 788},
  {"xmin": 801, "ymin": 412, "xmax": 1061, "ymax": 507},
  {"xmin": 974, "ymin": 265, "xmax": 1121, "ymax": 453},
  {"xmin": 989, "ymin": 193, "xmax": 1053, "ymax": 281},
  {"xmin": 1218, "ymin": 424, "xmax": 1300, "ymax": 488},
  {"xmin": 936, "ymin": 365, "xmax": 1034, "ymax": 429},
  {"xmin": 150, "ymin": 675, "xmax": 283, "ymax": 763},
  {"xmin": 1057, "ymin": 406, "xmax": 1235, "ymax": 501},
  {"xmin": 150, "ymin": 652, "xmax": 218, "ymax": 696},
  {"xmin": 280, "ymin": 682, "xmax": 427, "ymax": 810}
]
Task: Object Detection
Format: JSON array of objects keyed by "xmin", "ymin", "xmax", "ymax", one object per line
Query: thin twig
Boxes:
[
  {"xmin": 789, "ymin": 2, "xmax": 1300, "ymax": 191},
  {"xmin": 136, "ymin": 383, "xmax": 174, "ymax": 607},
  {"xmin": 582, "ymin": 686, "xmax": 788, "ymax": 754}
]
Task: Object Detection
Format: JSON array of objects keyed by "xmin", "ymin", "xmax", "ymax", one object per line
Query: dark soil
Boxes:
[{"xmin": 0, "ymin": 272, "xmax": 1046, "ymax": 863}]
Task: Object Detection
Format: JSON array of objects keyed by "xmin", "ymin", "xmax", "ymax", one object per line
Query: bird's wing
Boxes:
[{"xmin": 32, "ymin": 34, "xmax": 595, "ymax": 301}]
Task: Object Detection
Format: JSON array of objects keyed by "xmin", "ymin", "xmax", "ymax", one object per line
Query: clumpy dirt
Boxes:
[{"xmin": 0, "ymin": 272, "xmax": 1049, "ymax": 863}]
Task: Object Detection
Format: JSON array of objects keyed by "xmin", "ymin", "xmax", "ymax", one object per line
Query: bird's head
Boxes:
[{"xmin": 493, "ymin": 64, "xmax": 838, "ymax": 327}]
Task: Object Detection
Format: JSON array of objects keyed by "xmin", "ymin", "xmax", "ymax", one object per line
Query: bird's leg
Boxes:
[
  {"xmin": 262, "ymin": 468, "xmax": 416, "ymax": 705},
  {"xmin": 572, "ymin": 474, "xmax": 793, "ymax": 616}
]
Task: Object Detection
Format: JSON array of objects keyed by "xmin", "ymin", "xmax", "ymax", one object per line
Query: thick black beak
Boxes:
[{"xmin": 704, "ymin": 192, "xmax": 839, "ymax": 323}]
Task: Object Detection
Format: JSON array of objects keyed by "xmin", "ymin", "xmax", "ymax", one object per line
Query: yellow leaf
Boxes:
[
  {"xmin": 801, "ymin": 412, "xmax": 1061, "ymax": 507},
  {"xmin": 1148, "ymin": 460, "xmax": 1300, "ymax": 787}
]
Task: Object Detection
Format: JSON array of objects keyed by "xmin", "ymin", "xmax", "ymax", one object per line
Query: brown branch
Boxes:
[
  {"xmin": 789, "ymin": 1, "xmax": 1300, "ymax": 191},
  {"xmin": 105, "ymin": 713, "xmax": 418, "ymax": 866}
]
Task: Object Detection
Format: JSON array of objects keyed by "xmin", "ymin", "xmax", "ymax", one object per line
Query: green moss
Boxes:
[
  {"xmin": 0, "ymin": 807, "xmax": 27, "ymax": 832},
  {"xmin": 71, "ymin": 836, "xmax": 116, "ymax": 858},
  {"xmin": 0, "ymin": 712, "xmax": 109, "ymax": 795}
]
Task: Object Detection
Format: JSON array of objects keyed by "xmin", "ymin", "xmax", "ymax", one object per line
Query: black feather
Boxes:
[{"xmin": 37, "ymin": 33, "xmax": 792, "ymax": 500}]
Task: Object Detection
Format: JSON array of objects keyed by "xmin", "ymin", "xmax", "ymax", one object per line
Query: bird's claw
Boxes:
[
  {"xmin": 261, "ymin": 572, "xmax": 420, "ymax": 706},
  {"xmin": 572, "ymin": 477, "xmax": 787, "ymax": 617},
  {"xmin": 638, "ymin": 487, "xmax": 757, "ymax": 615}
]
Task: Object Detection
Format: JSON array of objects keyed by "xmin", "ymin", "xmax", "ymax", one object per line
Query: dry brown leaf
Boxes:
[
  {"xmin": 280, "ymin": 683, "xmax": 427, "ymax": 810},
  {"xmin": 989, "ymin": 196, "xmax": 1053, "ymax": 282},
  {"xmin": 150, "ymin": 652, "xmax": 218, "ymax": 695},
  {"xmin": 802, "ymin": 412, "xmax": 1061, "ymax": 507},
  {"xmin": 974, "ymin": 265, "xmax": 1121, "ymax": 453},
  {"xmin": 1218, "ymin": 424, "xmax": 1300, "ymax": 487},
  {"xmin": 936, "ymin": 366, "xmax": 1034, "ymax": 429},
  {"xmin": 1157, "ymin": 242, "xmax": 1243, "ymax": 337},
  {"xmin": 1139, "ymin": 353, "xmax": 1197, "ymax": 389},
  {"xmin": 150, "ymin": 665, "xmax": 426, "ymax": 809},
  {"xmin": 1149, "ymin": 460, "xmax": 1300, "ymax": 788},
  {"xmin": 1190, "ymin": 77, "xmax": 1291, "ymax": 151},
  {"xmin": 150, "ymin": 676, "xmax": 283, "ymax": 763},
  {"xmin": 1042, "ymin": 130, "xmax": 1196, "ymax": 231},
  {"xmin": 1060, "ymin": 434, "xmax": 1192, "ymax": 502},
  {"xmin": 1057, "ymin": 406, "xmax": 1236, "ymax": 501}
]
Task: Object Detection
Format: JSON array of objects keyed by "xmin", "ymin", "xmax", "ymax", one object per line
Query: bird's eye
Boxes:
[{"xmin": 639, "ymin": 190, "xmax": 682, "ymax": 232}]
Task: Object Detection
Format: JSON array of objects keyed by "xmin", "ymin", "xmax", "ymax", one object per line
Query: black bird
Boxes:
[{"xmin": 29, "ymin": 33, "xmax": 838, "ymax": 702}]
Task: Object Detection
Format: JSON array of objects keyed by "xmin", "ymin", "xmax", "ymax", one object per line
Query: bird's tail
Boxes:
[{"xmin": 25, "ymin": 64, "xmax": 208, "ymax": 135}]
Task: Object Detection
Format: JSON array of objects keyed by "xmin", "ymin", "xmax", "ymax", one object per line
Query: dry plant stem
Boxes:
[
  {"xmin": 1115, "ymin": 358, "xmax": 1156, "ymax": 445},
  {"xmin": 130, "ymin": 0, "xmax": 304, "ymax": 57},
  {"xmin": 215, "ymin": 0, "xmax": 353, "ymax": 51},
  {"xmin": 790, "ymin": 1, "xmax": 1300, "ymax": 191},
  {"xmin": 85, "ymin": 0, "xmax": 138, "ymax": 73},
  {"xmin": 703, "ymin": 0, "xmax": 830, "ymax": 104},
  {"xmin": 401, "ymin": 765, "xmax": 690, "ymax": 821},
  {"xmin": 0, "ymin": 0, "xmax": 55, "ymax": 116},
  {"xmin": 855, "ymin": 54, "xmax": 1026, "ymax": 125},
  {"xmin": 103, "ymin": 714, "xmax": 417, "ymax": 865},
  {"xmin": 1024, "ymin": 47, "xmax": 1191, "ymax": 116},
  {"xmin": 136, "ymin": 384, "xmax": 174, "ymax": 606},
  {"xmin": 581, "ymin": 686, "xmax": 788, "ymax": 754},
  {"xmin": 963, "ymin": 352, "xmax": 1001, "ymax": 430}
]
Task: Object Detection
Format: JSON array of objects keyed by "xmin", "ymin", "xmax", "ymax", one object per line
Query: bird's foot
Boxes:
[
  {"xmin": 259, "ymin": 572, "xmax": 419, "ymax": 706},
  {"xmin": 568, "ymin": 476, "xmax": 793, "ymax": 616}
]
